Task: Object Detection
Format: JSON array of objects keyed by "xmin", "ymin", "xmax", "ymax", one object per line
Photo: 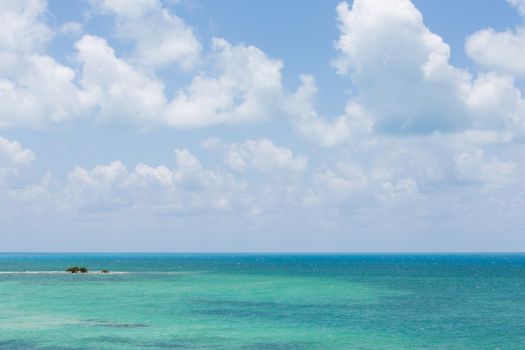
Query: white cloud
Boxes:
[
  {"xmin": 0, "ymin": 136, "xmax": 34, "ymax": 166},
  {"xmin": 224, "ymin": 138, "xmax": 307, "ymax": 172},
  {"xmin": 1, "ymin": 0, "xmax": 525, "ymax": 250},
  {"xmin": 74, "ymin": 34, "xmax": 285, "ymax": 128},
  {"xmin": 174, "ymin": 148, "xmax": 200, "ymax": 169},
  {"xmin": 163, "ymin": 38, "xmax": 284, "ymax": 128},
  {"xmin": 134, "ymin": 163, "xmax": 173, "ymax": 187},
  {"xmin": 63, "ymin": 149, "xmax": 241, "ymax": 214},
  {"xmin": 332, "ymin": 0, "xmax": 473, "ymax": 134},
  {"xmin": 305, "ymin": 128, "xmax": 522, "ymax": 211},
  {"xmin": 286, "ymin": 0, "xmax": 525, "ymax": 146},
  {"xmin": 59, "ymin": 22, "xmax": 83, "ymax": 37},
  {"xmin": 465, "ymin": 0, "xmax": 525, "ymax": 80},
  {"xmin": 0, "ymin": 54, "xmax": 91, "ymax": 128},
  {"xmin": 508, "ymin": 0, "xmax": 525, "ymax": 16},
  {"xmin": 465, "ymin": 73, "xmax": 525, "ymax": 131},
  {"xmin": 2, "ymin": 134, "xmax": 525, "ymax": 248},
  {"xmin": 75, "ymin": 34, "xmax": 166, "ymax": 125},
  {"xmin": 466, "ymin": 28, "xmax": 525, "ymax": 78},
  {"xmin": 380, "ymin": 177, "xmax": 419, "ymax": 202},
  {"xmin": 0, "ymin": 0, "xmax": 51, "ymax": 56},
  {"xmin": 90, "ymin": 0, "xmax": 201, "ymax": 69},
  {"xmin": 0, "ymin": 137, "xmax": 52, "ymax": 219},
  {"xmin": 0, "ymin": 0, "xmax": 88, "ymax": 128},
  {"xmin": 286, "ymin": 74, "xmax": 373, "ymax": 146},
  {"xmin": 46, "ymin": 141, "xmax": 308, "ymax": 219},
  {"xmin": 0, "ymin": 0, "xmax": 524, "ymax": 136},
  {"xmin": 463, "ymin": 0, "xmax": 525, "ymax": 131},
  {"xmin": 454, "ymin": 150, "xmax": 516, "ymax": 185},
  {"xmin": 314, "ymin": 165, "xmax": 368, "ymax": 196},
  {"xmin": 0, "ymin": 1, "xmax": 286, "ymax": 130},
  {"xmin": 69, "ymin": 160, "xmax": 128, "ymax": 188},
  {"xmin": 201, "ymin": 137, "xmax": 224, "ymax": 151},
  {"xmin": 0, "ymin": 136, "xmax": 35, "ymax": 184},
  {"xmin": 66, "ymin": 161, "xmax": 132, "ymax": 211},
  {"xmin": 91, "ymin": 0, "xmax": 159, "ymax": 17}
]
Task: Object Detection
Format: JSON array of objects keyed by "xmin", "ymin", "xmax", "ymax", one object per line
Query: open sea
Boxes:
[{"xmin": 0, "ymin": 253, "xmax": 524, "ymax": 349}]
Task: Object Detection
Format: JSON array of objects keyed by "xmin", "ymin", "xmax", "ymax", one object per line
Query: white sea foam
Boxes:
[
  {"xmin": 0, "ymin": 271, "xmax": 130, "ymax": 275},
  {"xmin": 0, "ymin": 271, "xmax": 66, "ymax": 274},
  {"xmin": 0, "ymin": 270, "xmax": 197, "ymax": 275}
]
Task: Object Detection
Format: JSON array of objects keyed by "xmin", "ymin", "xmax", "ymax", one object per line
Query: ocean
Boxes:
[{"xmin": 0, "ymin": 253, "xmax": 524, "ymax": 349}]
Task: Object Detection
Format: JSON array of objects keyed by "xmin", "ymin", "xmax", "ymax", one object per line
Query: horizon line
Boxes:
[{"xmin": 1, "ymin": 251, "xmax": 525, "ymax": 255}]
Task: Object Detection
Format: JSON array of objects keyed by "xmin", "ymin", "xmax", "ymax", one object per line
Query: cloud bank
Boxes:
[{"xmin": 1, "ymin": 0, "xmax": 525, "ymax": 250}]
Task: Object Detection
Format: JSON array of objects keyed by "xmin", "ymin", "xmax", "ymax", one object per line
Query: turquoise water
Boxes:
[{"xmin": 0, "ymin": 254, "xmax": 524, "ymax": 349}]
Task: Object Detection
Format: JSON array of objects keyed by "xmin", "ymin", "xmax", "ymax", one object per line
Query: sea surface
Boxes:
[{"xmin": 0, "ymin": 253, "xmax": 524, "ymax": 349}]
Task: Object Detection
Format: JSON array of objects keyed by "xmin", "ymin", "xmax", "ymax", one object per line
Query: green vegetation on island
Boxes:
[
  {"xmin": 65, "ymin": 266, "xmax": 110, "ymax": 274},
  {"xmin": 66, "ymin": 266, "xmax": 88, "ymax": 273}
]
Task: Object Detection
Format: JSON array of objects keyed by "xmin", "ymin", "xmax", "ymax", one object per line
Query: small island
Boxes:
[
  {"xmin": 66, "ymin": 266, "xmax": 88, "ymax": 273},
  {"xmin": 65, "ymin": 267, "xmax": 111, "ymax": 274}
]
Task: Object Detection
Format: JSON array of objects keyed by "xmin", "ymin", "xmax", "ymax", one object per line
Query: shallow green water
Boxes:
[{"xmin": 0, "ymin": 254, "xmax": 524, "ymax": 349}]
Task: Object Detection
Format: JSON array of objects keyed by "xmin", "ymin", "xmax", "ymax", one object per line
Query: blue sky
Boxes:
[{"xmin": 1, "ymin": 0, "xmax": 525, "ymax": 252}]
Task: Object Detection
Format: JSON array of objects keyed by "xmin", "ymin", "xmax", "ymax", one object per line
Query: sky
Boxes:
[{"xmin": 1, "ymin": 0, "xmax": 525, "ymax": 252}]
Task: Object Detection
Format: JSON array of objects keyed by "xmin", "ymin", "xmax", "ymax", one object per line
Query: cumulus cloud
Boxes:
[
  {"xmin": 313, "ymin": 163, "xmax": 368, "ymax": 197},
  {"xmin": 466, "ymin": 29, "xmax": 525, "ymax": 78},
  {"xmin": 0, "ymin": 137, "xmax": 53, "ymax": 219},
  {"xmin": 68, "ymin": 160, "xmax": 128, "ymax": 188},
  {"xmin": 304, "ymin": 126, "xmax": 523, "ymax": 216},
  {"xmin": 286, "ymin": 0, "xmax": 525, "ymax": 146},
  {"xmin": 0, "ymin": 1, "xmax": 286, "ymax": 129},
  {"xmin": 90, "ymin": 0, "xmax": 201, "ymax": 69},
  {"xmin": 48, "ymin": 140, "xmax": 309, "ymax": 219},
  {"xmin": 2, "ymin": 133, "xmax": 525, "ymax": 248},
  {"xmin": 286, "ymin": 75, "xmax": 373, "ymax": 147},
  {"xmin": 58, "ymin": 21, "xmax": 83, "ymax": 36},
  {"xmin": 163, "ymin": 38, "xmax": 284, "ymax": 128},
  {"xmin": 508, "ymin": 0, "xmax": 525, "ymax": 16},
  {"xmin": 342, "ymin": 1, "xmax": 466, "ymax": 133},
  {"xmin": 64, "ymin": 149, "xmax": 240, "ymax": 214},
  {"xmin": 0, "ymin": 136, "xmax": 35, "ymax": 186},
  {"xmin": 1, "ymin": 0, "xmax": 524, "ymax": 137},
  {"xmin": 75, "ymin": 34, "xmax": 166, "ymax": 125},
  {"xmin": 224, "ymin": 138, "xmax": 307, "ymax": 172},
  {"xmin": 465, "ymin": 73, "xmax": 525, "ymax": 131},
  {"xmin": 0, "ymin": 54, "xmax": 91, "ymax": 128},
  {"xmin": 466, "ymin": 1, "xmax": 525, "ymax": 78},
  {"xmin": 454, "ymin": 150, "xmax": 516, "ymax": 185},
  {"xmin": 0, "ymin": 136, "xmax": 34, "ymax": 170},
  {"xmin": 0, "ymin": 0, "xmax": 51, "ymax": 56},
  {"xmin": 331, "ymin": 0, "xmax": 474, "ymax": 134},
  {"xmin": 74, "ymin": 34, "xmax": 285, "ymax": 127},
  {"xmin": 1, "ymin": 0, "xmax": 525, "ymax": 250},
  {"xmin": 0, "ymin": 0, "xmax": 88, "ymax": 128}
]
